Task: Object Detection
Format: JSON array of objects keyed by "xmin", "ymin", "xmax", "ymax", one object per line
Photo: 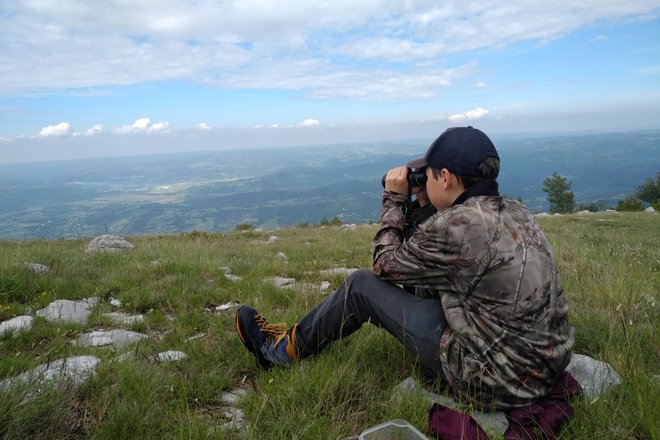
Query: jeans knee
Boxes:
[{"xmin": 346, "ymin": 268, "xmax": 377, "ymax": 287}]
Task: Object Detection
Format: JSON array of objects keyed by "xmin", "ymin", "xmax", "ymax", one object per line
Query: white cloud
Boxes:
[
  {"xmin": 1, "ymin": 1, "xmax": 657, "ymax": 98},
  {"xmin": 148, "ymin": 121, "xmax": 171, "ymax": 133},
  {"xmin": 115, "ymin": 117, "xmax": 169, "ymax": 134},
  {"xmin": 38, "ymin": 122, "xmax": 72, "ymax": 137},
  {"xmin": 196, "ymin": 122, "xmax": 211, "ymax": 130},
  {"xmin": 299, "ymin": 118, "xmax": 320, "ymax": 127},
  {"xmin": 448, "ymin": 107, "xmax": 489, "ymax": 122},
  {"xmin": 474, "ymin": 81, "xmax": 487, "ymax": 88},
  {"xmin": 83, "ymin": 124, "xmax": 104, "ymax": 136}
]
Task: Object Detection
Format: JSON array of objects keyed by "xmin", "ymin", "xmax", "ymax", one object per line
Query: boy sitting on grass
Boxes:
[{"xmin": 236, "ymin": 126, "xmax": 574, "ymax": 409}]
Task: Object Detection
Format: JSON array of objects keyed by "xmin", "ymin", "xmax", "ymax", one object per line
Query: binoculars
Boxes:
[{"xmin": 381, "ymin": 168, "xmax": 427, "ymax": 188}]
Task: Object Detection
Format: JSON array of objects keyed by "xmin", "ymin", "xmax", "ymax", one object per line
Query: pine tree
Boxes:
[{"xmin": 542, "ymin": 172, "xmax": 576, "ymax": 214}]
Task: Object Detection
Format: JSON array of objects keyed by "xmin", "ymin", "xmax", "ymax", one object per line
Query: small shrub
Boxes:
[
  {"xmin": 617, "ymin": 195, "xmax": 644, "ymax": 211},
  {"xmin": 233, "ymin": 222, "xmax": 254, "ymax": 231}
]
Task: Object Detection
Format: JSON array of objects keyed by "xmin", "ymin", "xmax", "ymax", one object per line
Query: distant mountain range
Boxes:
[{"xmin": 1, "ymin": 129, "xmax": 658, "ymax": 240}]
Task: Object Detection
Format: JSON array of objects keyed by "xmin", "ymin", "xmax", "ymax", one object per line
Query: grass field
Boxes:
[{"xmin": 0, "ymin": 212, "xmax": 658, "ymax": 439}]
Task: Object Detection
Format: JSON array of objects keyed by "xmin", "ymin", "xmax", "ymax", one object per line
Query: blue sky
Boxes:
[{"xmin": 1, "ymin": 1, "xmax": 659, "ymax": 163}]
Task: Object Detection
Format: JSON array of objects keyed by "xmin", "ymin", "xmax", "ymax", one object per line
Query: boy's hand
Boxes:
[
  {"xmin": 384, "ymin": 166, "xmax": 409, "ymax": 194},
  {"xmin": 412, "ymin": 186, "xmax": 430, "ymax": 207}
]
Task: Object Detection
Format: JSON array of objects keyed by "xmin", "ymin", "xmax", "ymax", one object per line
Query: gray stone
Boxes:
[
  {"xmin": 219, "ymin": 267, "xmax": 242, "ymax": 282},
  {"xmin": 340, "ymin": 223, "xmax": 357, "ymax": 231},
  {"xmin": 318, "ymin": 267, "xmax": 359, "ymax": 277},
  {"xmin": 185, "ymin": 332, "xmax": 206, "ymax": 342},
  {"xmin": 0, "ymin": 356, "xmax": 100, "ymax": 398},
  {"xmin": 24, "ymin": 262, "xmax": 49, "ymax": 273},
  {"xmin": 0, "ymin": 315, "xmax": 33, "ymax": 335},
  {"xmin": 276, "ymin": 251, "xmax": 288, "ymax": 261},
  {"xmin": 36, "ymin": 298, "xmax": 97, "ymax": 324},
  {"xmin": 215, "ymin": 301, "xmax": 240, "ymax": 312},
  {"xmin": 85, "ymin": 234, "xmax": 135, "ymax": 254},
  {"xmin": 103, "ymin": 312, "xmax": 145, "ymax": 325},
  {"xmin": 394, "ymin": 377, "xmax": 509, "ymax": 435},
  {"xmin": 267, "ymin": 276, "xmax": 296, "ymax": 289},
  {"xmin": 576, "ymin": 210, "xmax": 591, "ymax": 215},
  {"xmin": 221, "ymin": 388, "xmax": 248, "ymax": 405},
  {"xmin": 644, "ymin": 206, "xmax": 656, "ymax": 213},
  {"xmin": 566, "ymin": 353, "xmax": 621, "ymax": 397},
  {"xmin": 75, "ymin": 329, "xmax": 147, "ymax": 348},
  {"xmin": 151, "ymin": 350, "xmax": 187, "ymax": 362},
  {"xmin": 536, "ymin": 212, "xmax": 550, "ymax": 217}
]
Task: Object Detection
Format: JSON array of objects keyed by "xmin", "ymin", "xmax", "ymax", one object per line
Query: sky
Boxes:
[{"xmin": 1, "ymin": 0, "xmax": 659, "ymax": 164}]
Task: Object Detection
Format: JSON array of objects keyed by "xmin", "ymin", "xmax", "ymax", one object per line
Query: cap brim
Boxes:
[{"xmin": 406, "ymin": 156, "xmax": 427, "ymax": 169}]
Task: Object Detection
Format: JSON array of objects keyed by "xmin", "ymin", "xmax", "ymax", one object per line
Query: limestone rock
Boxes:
[
  {"xmin": 215, "ymin": 301, "xmax": 240, "ymax": 312},
  {"xmin": 75, "ymin": 329, "xmax": 147, "ymax": 348},
  {"xmin": 267, "ymin": 276, "xmax": 296, "ymax": 289},
  {"xmin": 566, "ymin": 353, "xmax": 621, "ymax": 397},
  {"xmin": 36, "ymin": 298, "xmax": 98, "ymax": 324},
  {"xmin": 103, "ymin": 312, "xmax": 145, "ymax": 325},
  {"xmin": 24, "ymin": 262, "xmax": 49, "ymax": 273},
  {"xmin": 644, "ymin": 206, "xmax": 656, "ymax": 213},
  {"xmin": 276, "ymin": 251, "xmax": 288, "ymax": 261},
  {"xmin": 0, "ymin": 356, "xmax": 100, "ymax": 398},
  {"xmin": 394, "ymin": 377, "xmax": 509, "ymax": 435},
  {"xmin": 318, "ymin": 267, "xmax": 359, "ymax": 277},
  {"xmin": 85, "ymin": 234, "xmax": 135, "ymax": 254},
  {"xmin": 151, "ymin": 350, "xmax": 187, "ymax": 362},
  {"xmin": 340, "ymin": 224, "xmax": 357, "ymax": 231},
  {"xmin": 219, "ymin": 267, "xmax": 242, "ymax": 282},
  {"xmin": 0, "ymin": 315, "xmax": 33, "ymax": 336}
]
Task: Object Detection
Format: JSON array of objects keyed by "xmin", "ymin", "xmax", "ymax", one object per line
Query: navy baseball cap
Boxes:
[{"xmin": 407, "ymin": 126, "xmax": 499, "ymax": 177}]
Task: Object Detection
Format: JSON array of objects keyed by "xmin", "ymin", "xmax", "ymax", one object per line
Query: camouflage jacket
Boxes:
[{"xmin": 373, "ymin": 189, "xmax": 574, "ymax": 409}]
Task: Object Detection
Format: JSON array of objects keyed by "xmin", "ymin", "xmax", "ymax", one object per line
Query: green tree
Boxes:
[
  {"xmin": 542, "ymin": 172, "xmax": 576, "ymax": 214},
  {"xmin": 635, "ymin": 172, "xmax": 660, "ymax": 209},
  {"xmin": 617, "ymin": 195, "xmax": 644, "ymax": 211}
]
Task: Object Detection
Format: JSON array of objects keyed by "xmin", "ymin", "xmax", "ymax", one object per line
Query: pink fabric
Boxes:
[{"xmin": 428, "ymin": 372, "xmax": 582, "ymax": 440}]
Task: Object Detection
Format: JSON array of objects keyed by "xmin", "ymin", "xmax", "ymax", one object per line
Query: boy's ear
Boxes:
[{"xmin": 440, "ymin": 168, "xmax": 452, "ymax": 189}]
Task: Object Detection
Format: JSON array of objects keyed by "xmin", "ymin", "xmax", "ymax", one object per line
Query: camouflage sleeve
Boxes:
[{"xmin": 372, "ymin": 191, "xmax": 451, "ymax": 287}]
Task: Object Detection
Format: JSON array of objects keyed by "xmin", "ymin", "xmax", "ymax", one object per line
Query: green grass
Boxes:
[{"xmin": 0, "ymin": 213, "xmax": 658, "ymax": 439}]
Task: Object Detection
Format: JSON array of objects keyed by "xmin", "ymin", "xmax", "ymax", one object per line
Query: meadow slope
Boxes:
[{"xmin": 0, "ymin": 212, "xmax": 658, "ymax": 439}]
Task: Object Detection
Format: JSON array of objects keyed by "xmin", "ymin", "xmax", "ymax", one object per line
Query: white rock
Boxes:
[
  {"xmin": 36, "ymin": 299, "xmax": 96, "ymax": 324},
  {"xmin": 576, "ymin": 210, "xmax": 591, "ymax": 215},
  {"xmin": 0, "ymin": 315, "xmax": 33, "ymax": 335},
  {"xmin": 185, "ymin": 333, "xmax": 206, "ymax": 342},
  {"xmin": 219, "ymin": 267, "xmax": 242, "ymax": 282},
  {"xmin": 85, "ymin": 234, "xmax": 135, "ymax": 254},
  {"xmin": 319, "ymin": 281, "xmax": 331, "ymax": 292},
  {"xmin": 75, "ymin": 329, "xmax": 147, "ymax": 348},
  {"xmin": 276, "ymin": 251, "xmax": 288, "ymax": 261},
  {"xmin": 215, "ymin": 301, "xmax": 240, "ymax": 311},
  {"xmin": 0, "ymin": 356, "xmax": 100, "ymax": 398},
  {"xmin": 535, "ymin": 212, "xmax": 550, "ymax": 217},
  {"xmin": 605, "ymin": 209, "xmax": 618, "ymax": 213},
  {"xmin": 24, "ymin": 262, "xmax": 49, "ymax": 273},
  {"xmin": 267, "ymin": 277, "xmax": 296, "ymax": 289},
  {"xmin": 152, "ymin": 350, "xmax": 187, "ymax": 362},
  {"xmin": 318, "ymin": 267, "xmax": 359, "ymax": 277},
  {"xmin": 644, "ymin": 206, "xmax": 656, "ymax": 213},
  {"xmin": 103, "ymin": 312, "xmax": 145, "ymax": 325},
  {"xmin": 565, "ymin": 353, "xmax": 621, "ymax": 397},
  {"xmin": 109, "ymin": 297, "xmax": 122, "ymax": 307},
  {"xmin": 394, "ymin": 377, "xmax": 509, "ymax": 435},
  {"xmin": 221, "ymin": 388, "xmax": 248, "ymax": 405},
  {"xmin": 340, "ymin": 224, "xmax": 357, "ymax": 231}
]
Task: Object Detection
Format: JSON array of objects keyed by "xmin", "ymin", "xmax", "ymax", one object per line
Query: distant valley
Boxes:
[{"xmin": 1, "ymin": 129, "xmax": 658, "ymax": 240}]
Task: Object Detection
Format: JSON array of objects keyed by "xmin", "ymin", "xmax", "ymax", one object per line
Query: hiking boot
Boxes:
[{"xmin": 236, "ymin": 305, "xmax": 297, "ymax": 369}]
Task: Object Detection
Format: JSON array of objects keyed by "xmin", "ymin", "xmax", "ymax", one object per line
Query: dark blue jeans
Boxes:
[{"xmin": 295, "ymin": 269, "xmax": 447, "ymax": 377}]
